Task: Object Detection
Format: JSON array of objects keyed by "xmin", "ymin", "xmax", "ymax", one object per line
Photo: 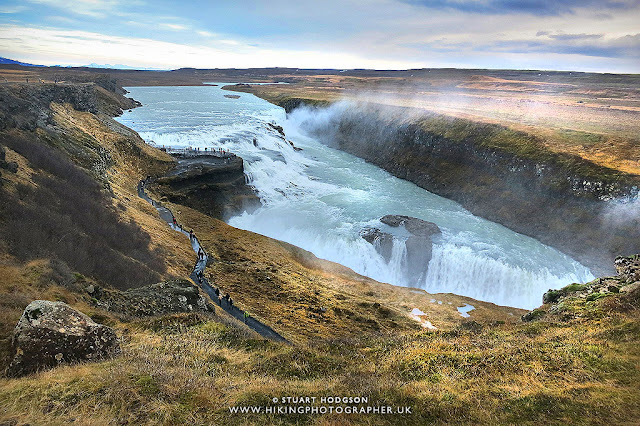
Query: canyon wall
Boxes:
[{"xmin": 287, "ymin": 101, "xmax": 640, "ymax": 275}]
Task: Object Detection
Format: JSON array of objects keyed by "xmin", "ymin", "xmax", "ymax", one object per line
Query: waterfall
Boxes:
[{"xmin": 117, "ymin": 85, "xmax": 594, "ymax": 310}]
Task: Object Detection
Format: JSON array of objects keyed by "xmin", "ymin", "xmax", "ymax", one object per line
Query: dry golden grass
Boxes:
[{"xmin": 0, "ymin": 290, "xmax": 638, "ymax": 425}]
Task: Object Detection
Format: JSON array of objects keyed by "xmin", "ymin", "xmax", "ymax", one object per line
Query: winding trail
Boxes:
[{"xmin": 137, "ymin": 178, "xmax": 289, "ymax": 344}]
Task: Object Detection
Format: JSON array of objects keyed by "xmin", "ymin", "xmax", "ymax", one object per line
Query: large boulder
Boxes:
[
  {"xmin": 8, "ymin": 300, "xmax": 120, "ymax": 377},
  {"xmin": 91, "ymin": 279, "xmax": 215, "ymax": 317},
  {"xmin": 362, "ymin": 215, "xmax": 441, "ymax": 285},
  {"xmin": 380, "ymin": 215, "xmax": 441, "ymax": 237}
]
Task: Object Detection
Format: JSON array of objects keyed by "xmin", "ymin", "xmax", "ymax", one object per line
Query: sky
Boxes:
[{"xmin": 0, "ymin": 0, "xmax": 639, "ymax": 73}]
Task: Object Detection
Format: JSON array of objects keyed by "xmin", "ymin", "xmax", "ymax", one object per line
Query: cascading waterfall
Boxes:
[{"xmin": 116, "ymin": 84, "xmax": 594, "ymax": 310}]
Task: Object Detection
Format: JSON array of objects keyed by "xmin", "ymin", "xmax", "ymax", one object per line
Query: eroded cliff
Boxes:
[{"xmin": 289, "ymin": 101, "xmax": 640, "ymax": 275}]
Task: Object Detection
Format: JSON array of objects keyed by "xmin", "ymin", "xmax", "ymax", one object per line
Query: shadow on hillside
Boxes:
[{"xmin": 0, "ymin": 132, "xmax": 166, "ymax": 290}]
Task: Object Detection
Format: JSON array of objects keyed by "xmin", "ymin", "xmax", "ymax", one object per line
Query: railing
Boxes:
[{"xmin": 155, "ymin": 146, "xmax": 236, "ymax": 159}]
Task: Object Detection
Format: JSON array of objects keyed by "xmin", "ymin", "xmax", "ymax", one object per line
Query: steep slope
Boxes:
[
  {"xmin": 0, "ymin": 82, "xmax": 190, "ymax": 368},
  {"xmin": 0, "ymin": 255, "xmax": 638, "ymax": 425}
]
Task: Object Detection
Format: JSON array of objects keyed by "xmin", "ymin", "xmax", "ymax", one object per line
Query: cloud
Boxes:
[
  {"xmin": 161, "ymin": 23, "xmax": 187, "ymax": 31},
  {"xmin": 488, "ymin": 33, "xmax": 640, "ymax": 58},
  {"xmin": 46, "ymin": 15, "xmax": 78, "ymax": 24},
  {"xmin": 546, "ymin": 33, "xmax": 604, "ymax": 41},
  {"xmin": 2, "ymin": 0, "xmax": 639, "ymax": 73},
  {"xmin": 401, "ymin": 0, "xmax": 640, "ymax": 16},
  {"xmin": 0, "ymin": 24, "xmax": 423, "ymax": 69},
  {"xmin": 0, "ymin": 5, "xmax": 28, "ymax": 14},
  {"xmin": 24, "ymin": 0, "xmax": 126, "ymax": 18}
]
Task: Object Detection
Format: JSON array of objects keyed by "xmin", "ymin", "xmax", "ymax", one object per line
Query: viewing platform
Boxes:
[{"xmin": 157, "ymin": 146, "xmax": 237, "ymax": 159}]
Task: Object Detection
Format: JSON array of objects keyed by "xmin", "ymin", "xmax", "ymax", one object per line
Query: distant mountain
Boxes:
[
  {"xmin": 0, "ymin": 58, "xmax": 160, "ymax": 70},
  {"xmin": 0, "ymin": 57, "xmax": 43, "ymax": 67},
  {"xmin": 84, "ymin": 63, "xmax": 165, "ymax": 70},
  {"xmin": 86, "ymin": 63, "xmax": 139, "ymax": 70}
]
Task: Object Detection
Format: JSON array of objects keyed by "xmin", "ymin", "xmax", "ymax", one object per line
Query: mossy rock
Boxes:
[
  {"xmin": 543, "ymin": 289, "xmax": 563, "ymax": 304},
  {"xmin": 521, "ymin": 308, "xmax": 546, "ymax": 322},
  {"xmin": 563, "ymin": 283, "xmax": 588, "ymax": 293},
  {"xmin": 586, "ymin": 292, "xmax": 607, "ymax": 302}
]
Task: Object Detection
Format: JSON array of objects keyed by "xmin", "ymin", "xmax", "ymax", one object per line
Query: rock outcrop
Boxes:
[
  {"xmin": 362, "ymin": 215, "xmax": 441, "ymax": 285},
  {"xmin": 0, "ymin": 81, "xmax": 138, "ymax": 132},
  {"xmin": 361, "ymin": 227, "xmax": 394, "ymax": 262},
  {"xmin": 528, "ymin": 254, "xmax": 640, "ymax": 321},
  {"xmin": 380, "ymin": 215, "xmax": 441, "ymax": 237},
  {"xmin": 90, "ymin": 279, "xmax": 215, "ymax": 317},
  {"xmin": 8, "ymin": 300, "xmax": 120, "ymax": 377},
  {"xmin": 266, "ymin": 122, "xmax": 302, "ymax": 150},
  {"xmin": 152, "ymin": 154, "xmax": 260, "ymax": 220},
  {"xmin": 615, "ymin": 254, "xmax": 640, "ymax": 284}
]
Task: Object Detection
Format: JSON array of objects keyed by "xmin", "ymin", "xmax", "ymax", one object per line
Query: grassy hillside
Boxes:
[
  {"xmin": 0, "ymin": 79, "xmax": 638, "ymax": 424},
  {"xmin": 0, "ymin": 268, "xmax": 638, "ymax": 425}
]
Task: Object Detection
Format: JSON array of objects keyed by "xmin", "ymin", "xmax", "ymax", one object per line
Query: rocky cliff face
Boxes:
[
  {"xmin": 152, "ymin": 154, "xmax": 260, "ymax": 220},
  {"xmin": 525, "ymin": 254, "xmax": 640, "ymax": 322},
  {"xmin": 0, "ymin": 82, "xmax": 139, "ymax": 132},
  {"xmin": 298, "ymin": 103, "xmax": 640, "ymax": 275}
]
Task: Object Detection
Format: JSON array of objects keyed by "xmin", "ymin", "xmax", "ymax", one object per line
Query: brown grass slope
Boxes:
[{"xmin": 0, "ymin": 268, "xmax": 638, "ymax": 425}]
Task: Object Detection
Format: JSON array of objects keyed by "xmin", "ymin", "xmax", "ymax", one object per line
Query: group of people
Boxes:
[
  {"xmin": 175, "ymin": 215, "xmax": 252, "ymax": 324},
  {"xmin": 189, "ymin": 228, "xmax": 207, "ymax": 260},
  {"xmin": 156, "ymin": 145, "xmax": 237, "ymax": 159},
  {"xmin": 213, "ymin": 287, "xmax": 233, "ymax": 307},
  {"xmin": 184, "ymin": 146, "xmax": 230, "ymax": 154}
]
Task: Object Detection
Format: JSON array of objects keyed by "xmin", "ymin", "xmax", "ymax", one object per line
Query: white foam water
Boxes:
[{"xmin": 116, "ymin": 84, "xmax": 594, "ymax": 309}]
